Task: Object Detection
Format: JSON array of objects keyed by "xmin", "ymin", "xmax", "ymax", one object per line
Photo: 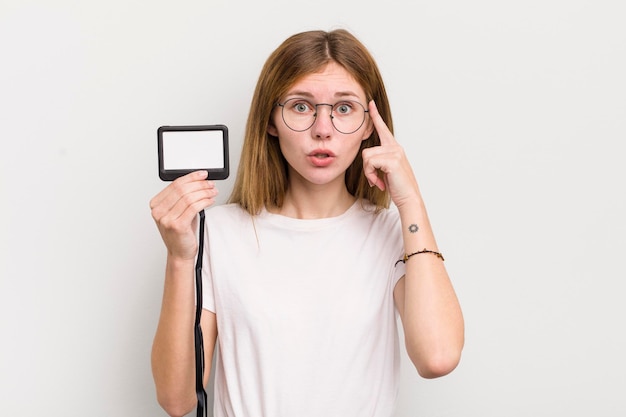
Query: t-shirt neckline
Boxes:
[{"xmin": 258, "ymin": 199, "xmax": 364, "ymax": 231}]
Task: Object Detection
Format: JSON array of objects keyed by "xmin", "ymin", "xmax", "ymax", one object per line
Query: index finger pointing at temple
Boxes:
[{"xmin": 368, "ymin": 100, "xmax": 395, "ymax": 146}]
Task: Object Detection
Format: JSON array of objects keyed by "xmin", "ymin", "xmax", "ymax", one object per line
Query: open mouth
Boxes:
[{"xmin": 308, "ymin": 150, "xmax": 335, "ymax": 167}]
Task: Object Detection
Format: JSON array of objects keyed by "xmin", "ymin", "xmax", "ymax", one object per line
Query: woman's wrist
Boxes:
[
  {"xmin": 165, "ymin": 255, "xmax": 196, "ymax": 275},
  {"xmin": 396, "ymin": 197, "xmax": 439, "ymax": 251}
]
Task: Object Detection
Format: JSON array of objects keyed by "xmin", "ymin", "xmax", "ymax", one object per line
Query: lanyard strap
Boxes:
[{"xmin": 194, "ymin": 210, "xmax": 208, "ymax": 417}]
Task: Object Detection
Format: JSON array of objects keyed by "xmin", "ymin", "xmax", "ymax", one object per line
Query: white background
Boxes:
[{"xmin": 1, "ymin": 1, "xmax": 625, "ymax": 416}]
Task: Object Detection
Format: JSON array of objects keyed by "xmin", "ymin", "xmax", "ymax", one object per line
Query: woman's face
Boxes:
[{"xmin": 268, "ymin": 62, "xmax": 373, "ymax": 190}]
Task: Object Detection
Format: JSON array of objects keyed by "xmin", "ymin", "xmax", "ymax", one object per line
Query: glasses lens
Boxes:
[
  {"xmin": 331, "ymin": 100, "xmax": 366, "ymax": 134},
  {"xmin": 281, "ymin": 99, "xmax": 316, "ymax": 132},
  {"xmin": 280, "ymin": 99, "xmax": 367, "ymax": 134}
]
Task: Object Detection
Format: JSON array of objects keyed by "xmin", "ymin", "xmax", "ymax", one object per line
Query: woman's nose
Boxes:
[{"xmin": 311, "ymin": 104, "xmax": 334, "ymax": 139}]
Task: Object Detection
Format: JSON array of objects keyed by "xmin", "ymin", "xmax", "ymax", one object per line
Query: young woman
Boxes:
[{"xmin": 150, "ymin": 29, "xmax": 464, "ymax": 417}]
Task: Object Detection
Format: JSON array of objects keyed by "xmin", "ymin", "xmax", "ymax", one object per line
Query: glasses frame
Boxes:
[{"xmin": 276, "ymin": 98, "xmax": 369, "ymax": 135}]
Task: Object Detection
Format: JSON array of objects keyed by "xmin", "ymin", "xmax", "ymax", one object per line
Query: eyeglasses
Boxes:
[{"xmin": 276, "ymin": 98, "xmax": 369, "ymax": 134}]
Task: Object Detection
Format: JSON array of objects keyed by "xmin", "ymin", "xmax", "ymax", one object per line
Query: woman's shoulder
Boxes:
[
  {"xmin": 351, "ymin": 199, "xmax": 402, "ymax": 231},
  {"xmin": 205, "ymin": 203, "xmax": 249, "ymax": 222}
]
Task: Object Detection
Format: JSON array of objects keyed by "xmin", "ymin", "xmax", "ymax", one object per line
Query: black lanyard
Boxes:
[{"xmin": 194, "ymin": 210, "xmax": 208, "ymax": 417}]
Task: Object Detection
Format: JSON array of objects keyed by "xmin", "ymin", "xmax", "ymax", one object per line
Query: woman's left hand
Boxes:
[{"xmin": 362, "ymin": 100, "xmax": 421, "ymax": 208}]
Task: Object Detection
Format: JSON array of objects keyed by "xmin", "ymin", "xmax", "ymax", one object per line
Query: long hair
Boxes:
[{"xmin": 228, "ymin": 29, "xmax": 394, "ymax": 214}]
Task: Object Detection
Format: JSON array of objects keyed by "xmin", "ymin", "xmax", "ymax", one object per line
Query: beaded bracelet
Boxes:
[{"xmin": 395, "ymin": 248, "xmax": 445, "ymax": 266}]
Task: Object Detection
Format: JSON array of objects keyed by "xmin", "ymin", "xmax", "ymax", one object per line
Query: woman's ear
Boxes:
[
  {"xmin": 267, "ymin": 122, "xmax": 278, "ymax": 137},
  {"xmin": 361, "ymin": 119, "xmax": 374, "ymax": 141}
]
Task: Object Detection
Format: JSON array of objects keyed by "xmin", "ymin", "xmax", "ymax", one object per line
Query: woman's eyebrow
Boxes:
[
  {"xmin": 283, "ymin": 90, "xmax": 313, "ymax": 97},
  {"xmin": 333, "ymin": 90, "xmax": 362, "ymax": 99},
  {"xmin": 283, "ymin": 91, "xmax": 362, "ymax": 100}
]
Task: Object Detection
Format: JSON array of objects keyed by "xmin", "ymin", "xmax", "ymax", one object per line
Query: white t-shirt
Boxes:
[{"xmin": 202, "ymin": 200, "xmax": 407, "ymax": 417}]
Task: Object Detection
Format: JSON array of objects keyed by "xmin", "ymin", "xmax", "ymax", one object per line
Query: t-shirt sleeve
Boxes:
[
  {"xmin": 392, "ymin": 254, "xmax": 406, "ymax": 287},
  {"xmin": 386, "ymin": 205, "xmax": 407, "ymax": 288},
  {"xmin": 201, "ymin": 217, "xmax": 216, "ymax": 313}
]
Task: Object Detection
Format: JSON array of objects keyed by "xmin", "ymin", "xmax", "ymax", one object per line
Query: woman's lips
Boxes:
[{"xmin": 308, "ymin": 149, "xmax": 335, "ymax": 167}]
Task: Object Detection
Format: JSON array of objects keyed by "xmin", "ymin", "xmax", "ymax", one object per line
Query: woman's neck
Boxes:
[{"xmin": 272, "ymin": 182, "xmax": 356, "ymax": 219}]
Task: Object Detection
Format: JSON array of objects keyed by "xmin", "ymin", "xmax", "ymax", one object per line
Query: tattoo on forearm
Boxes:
[{"xmin": 408, "ymin": 224, "xmax": 419, "ymax": 233}]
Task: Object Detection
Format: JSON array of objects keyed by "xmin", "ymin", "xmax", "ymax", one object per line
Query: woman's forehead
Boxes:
[{"xmin": 284, "ymin": 62, "xmax": 366, "ymax": 100}]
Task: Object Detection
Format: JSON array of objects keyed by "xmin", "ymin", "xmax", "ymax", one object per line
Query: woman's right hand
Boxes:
[{"xmin": 149, "ymin": 170, "xmax": 219, "ymax": 260}]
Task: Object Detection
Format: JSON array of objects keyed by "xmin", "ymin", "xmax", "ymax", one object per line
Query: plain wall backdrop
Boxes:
[{"xmin": 1, "ymin": 0, "xmax": 625, "ymax": 416}]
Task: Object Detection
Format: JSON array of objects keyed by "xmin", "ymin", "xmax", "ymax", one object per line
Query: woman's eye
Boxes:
[
  {"xmin": 294, "ymin": 102, "xmax": 311, "ymax": 113},
  {"xmin": 335, "ymin": 103, "xmax": 352, "ymax": 115}
]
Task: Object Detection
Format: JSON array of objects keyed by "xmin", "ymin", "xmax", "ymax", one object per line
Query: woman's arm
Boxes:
[
  {"xmin": 151, "ymin": 258, "xmax": 218, "ymax": 416},
  {"xmin": 149, "ymin": 171, "xmax": 219, "ymax": 416},
  {"xmin": 393, "ymin": 199, "xmax": 464, "ymax": 378},
  {"xmin": 362, "ymin": 101, "xmax": 464, "ymax": 378}
]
